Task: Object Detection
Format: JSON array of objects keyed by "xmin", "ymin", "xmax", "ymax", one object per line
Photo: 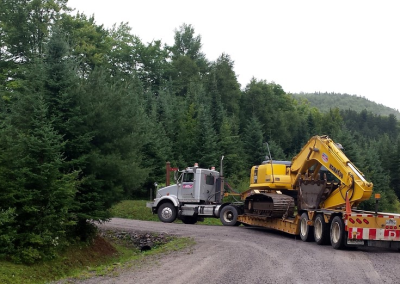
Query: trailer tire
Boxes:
[
  {"xmin": 314, "ymin": 214, "xmax": 329, "ymax": 245},
  {"xmin": 300, "ymin": 212, "xmax": 313, "ymax": 242},
  {"xmin": 220, "ymin": 205, "xmax": 241, "ymax": 226},
  {"xmin": 330, "ymin": 216, "xmax": 345, "ymax": 249},
  {"xmin": 158, "ymin": 203, "xmax": 177, "ymax": 223},
  {"xmin": 181, "ymin": 216, "xmax": 197, "ymax": 224}
]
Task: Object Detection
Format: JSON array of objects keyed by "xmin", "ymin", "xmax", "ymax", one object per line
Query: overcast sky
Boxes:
[{"xmin": 67, "ymin": 0, "xmax": 399, "ymax": 111}]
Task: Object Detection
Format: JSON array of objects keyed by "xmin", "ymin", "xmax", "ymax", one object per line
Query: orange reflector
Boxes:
[{"xmin": 375, "ymin": 193, "xmax": 381, "ymax": 200}]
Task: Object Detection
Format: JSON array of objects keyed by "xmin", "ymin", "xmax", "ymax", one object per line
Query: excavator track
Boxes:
[{"xmin": 244, "ymin": 192, "xmax": 295, "ymax": 218}]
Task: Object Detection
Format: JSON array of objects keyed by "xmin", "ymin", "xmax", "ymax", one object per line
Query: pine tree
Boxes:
[
  {"xmin": 0, "ymin": 78, "xmax": 76, "ymax": 263},
  {"xmin": 72, "ymin": 68, "xmax": 149, "ymax": 238},
  {"xmin": 209, "ymin": 54, "xmax": 241, "ymax": 117},
  {"xmin": 389, "ymin": 139, "xmax": 400, "ymax": 199},
  {"xmin": 218, "ymin": 115, "xmax": 247, "ymax": 182},
  {"xmin": 242, "ymin": 115, "xmax": 266, "ymax": 166},
  {"xmin": 359, "ymin": 141, "xmax": 398, "ymax": 212},
  {"xmin": 196, "ymin": 103, "xmax": 219, "ymax": 168}
]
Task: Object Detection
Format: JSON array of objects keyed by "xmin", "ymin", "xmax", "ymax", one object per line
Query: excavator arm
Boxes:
[{"xmin": 290, "ymin": 135, "xmax": 373, "ymax": 209}]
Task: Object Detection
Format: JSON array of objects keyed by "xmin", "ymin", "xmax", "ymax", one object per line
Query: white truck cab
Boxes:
[{"xmin": 147, "ymin": 164, "xmax": 224, "ymax": 224}]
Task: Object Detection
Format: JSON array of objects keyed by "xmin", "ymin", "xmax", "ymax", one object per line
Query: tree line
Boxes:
[
  {"xmin": 293, "ymin": 92, "xmax": 400, "ymax": 119},
  {"xmin": 0, "ymin": 0, "xmax": 399, "ymax": 263}
]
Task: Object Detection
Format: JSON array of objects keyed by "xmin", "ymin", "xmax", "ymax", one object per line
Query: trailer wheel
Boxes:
[
  {"xmin": 314, "ymin": 214, "xmax": 329, "ymax": 245},
  {"xmin": 220, "ymin": 205, "xmax": 241, "ymax": 226},
  {"xmin": 330, "ymin": 216, "xmax": 345, "ymax": 249},
  {"xmin": 181, "ymin": 216, "xmax": 197, "ymax": 224},
  {"xmin": 158, "ymin": 203, "xmax": 177, "ymax": 223},
  {"xmin": 300, "ymin": 212, "xmax": 313, "ymax": 242}
]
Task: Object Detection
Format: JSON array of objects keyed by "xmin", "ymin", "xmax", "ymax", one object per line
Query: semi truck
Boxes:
[{"xmin": 147, "ymin": 135, "xmax": 400, "ymax": 250}]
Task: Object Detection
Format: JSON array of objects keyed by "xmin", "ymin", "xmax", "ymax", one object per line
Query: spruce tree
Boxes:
[
  {"xmin": 242, "ymin": 115, "xmax": 266, "ymax": 166},
  {"xmin": 0, "ymin": 75, "xmax": 76, "ymax": 263}
]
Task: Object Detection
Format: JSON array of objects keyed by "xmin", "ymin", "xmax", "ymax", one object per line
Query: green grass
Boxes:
[
  {"xmin": 110, "ymin": 200, "xmax": 159, "ymax": 221},
  {"xmin": 110, "ymin": 200, "xmax": 223, "ymax": 225},
  {"xmin": 0, "ymin": 234, "xmax": 194, "ymax": 284}
]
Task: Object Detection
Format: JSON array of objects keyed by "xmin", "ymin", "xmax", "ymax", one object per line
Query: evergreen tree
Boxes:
[
  {"xmin": 242, "ymin": 115, "xmax": 266, "ymax": 166},
  {"xmin": 359, "ymin": 141, "xmax": 398, "ymax": 212},
  {"xmin": 168, "ymin": 24, "xmax": 209, "ymax": 96},
  {"xmin": 196, "ymin": 103, "xmax": 219, "ymax": 168},
  {"xmin": 266, "ymin": 140, "xmax": 287, "ymax": 161},
  {"xmin": 209, "ymin": 54, "xmax": 241, "ymax": 117},
  {"xmin": 322, "ymin": 108, "xmax": 343, "ymax": 138},
  {"xmin": 389, "ymin": 139, "xmax": 400, "ymax": 199},
  {"xmin": 73, "ymin": 68, "xmax": 149, "ymax": 238},
  {"xmin": 218, "ymin": 115, "xmax": 247, "ymax": 182},
  {"xmin": 140, "ymin": 90, "xmax": 173, "ymax": 194},
  {"xmin": 0, "ymin": 72, "xmax": 76, "ymax": 263}
]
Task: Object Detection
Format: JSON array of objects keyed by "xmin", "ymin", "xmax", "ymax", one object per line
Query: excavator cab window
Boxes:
[
  {"xmin": 319, "ymin": 166, "xmax": 340, "ymax": 183},
  {"xmin": 305, "ymin": 164, "xmax": 339, "ymax": 183}
]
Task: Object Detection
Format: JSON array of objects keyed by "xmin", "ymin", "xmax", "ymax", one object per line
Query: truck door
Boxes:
[{"xmin": 179, "ymin": 172, "xmax": 195, "ymax": 200}]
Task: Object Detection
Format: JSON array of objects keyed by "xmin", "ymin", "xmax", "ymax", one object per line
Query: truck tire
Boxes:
[
  {"xmin": 181, "ymin": 216, "xmax": 197, "ymax": 224},
  {"xmin": 314, "ymin": 214, "xmax": 329, "ymax": 245},
  {"xmin": 158, "ymin": 203, "xmax": 177, "ymax": 223},
  {"xmin": 330, "ymin": 216, "xmax": 345, "ymax": 249},
  {"xmin": 220, "ymin": 205, "xmax": 241, "ymax": 226},
  {"xmin": 299, "ymin": 212, "xmax": 313, "ymax": 242}
]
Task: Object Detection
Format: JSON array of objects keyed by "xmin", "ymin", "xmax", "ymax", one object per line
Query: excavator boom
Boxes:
[
  {"xmin": 247, "ymin": 135, "xmax": 373, "ymax": 211},
  {"xmin": 291, "ymin": 135, "xmax": 373, "ymax": 209}
]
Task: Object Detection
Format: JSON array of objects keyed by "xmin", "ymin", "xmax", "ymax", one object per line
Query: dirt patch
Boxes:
[
  {"xmin": 90, "ymin": 236, "xmax": 118, "ymax": 257},
  {"xmin": 60, "ymin": 236, "xmax": 118, "ymax": 268}
]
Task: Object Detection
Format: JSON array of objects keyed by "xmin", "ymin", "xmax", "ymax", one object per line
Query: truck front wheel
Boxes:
[
  {"xmin": 330, "ymin": 216, "xmax": 345, "ymax": 249},
  {"xmin": 220, "ymin": 205, "xmax": 241, "ymax": 226},
  {"xmin": 158, "ymin": 203, "xmax": 177, "ymax": 223}
]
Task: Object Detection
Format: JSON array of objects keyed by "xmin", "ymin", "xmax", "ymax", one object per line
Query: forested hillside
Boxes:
[
  {"xmin": 1, "ymin": 0, "xmax": 400, "ymax": 263},
  {"xmin": 292, "ymin": 92, "xmax": 400, "ymax": 119}
]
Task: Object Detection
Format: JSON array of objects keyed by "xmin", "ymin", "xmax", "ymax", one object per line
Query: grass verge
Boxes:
[
  {"xmin": 0, "ymin": 199, "xmax": 202, "ymax": 283},
  {"xmin": 0, "ymin": 231, "xmax": 194, "ymax": 284}
]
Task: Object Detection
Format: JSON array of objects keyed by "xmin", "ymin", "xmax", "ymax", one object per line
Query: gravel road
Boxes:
[{"xmin": 75, "ymin": 218, "xmax": 399, "ymax": 284}]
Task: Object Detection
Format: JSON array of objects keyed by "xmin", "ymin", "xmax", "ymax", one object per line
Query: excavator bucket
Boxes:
[{"xmin": 298, "ymin": 179, "xmax": 327, "ymax": 210}]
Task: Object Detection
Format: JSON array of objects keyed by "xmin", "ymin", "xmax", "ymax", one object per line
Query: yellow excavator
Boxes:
[
  {"xmin": 244, "ymin": 135, "xmax": 373, "ymax": 216},
  {"xmin": 223, "ymin": 135, "xmax": 400, "ymax": 250}
]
